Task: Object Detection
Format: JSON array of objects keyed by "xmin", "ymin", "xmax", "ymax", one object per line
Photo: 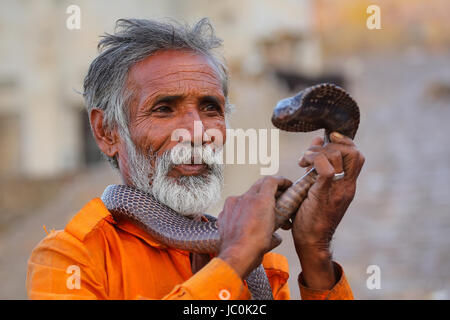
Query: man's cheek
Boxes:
[
  {"xmin": 205, "ymin": 121, "xmax": 226, "ymax": 147},
  {"xmin": 132, "ymin": 118, "xmax": 170, "ymax": 149}
]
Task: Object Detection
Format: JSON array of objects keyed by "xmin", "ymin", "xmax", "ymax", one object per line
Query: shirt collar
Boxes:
[
  {"xmin": 115, "ymin": 219, "xmax": 168, "ymax": 249},
  {"xmin": 97, "ymin": 198, "xmax": 167, "ymax": 249}
]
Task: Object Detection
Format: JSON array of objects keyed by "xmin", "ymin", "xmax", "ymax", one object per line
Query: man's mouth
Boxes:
[{"xmin": 171, "ymin": 164, "xmax": 208, "ymax": 176}]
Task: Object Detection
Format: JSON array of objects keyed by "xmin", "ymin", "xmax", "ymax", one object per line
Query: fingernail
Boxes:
[
  {"xmin": 332, "ymin": 132, "xmax": 343, "ymax": 139},
  {"xmin": 304, "ymin": 150, "xmax": 314, "ymax": 156}
]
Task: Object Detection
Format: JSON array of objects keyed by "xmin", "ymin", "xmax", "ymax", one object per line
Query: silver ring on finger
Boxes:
[{"xmin": 333, "ymin": 172, "xmax": 345, "ymax": 181}]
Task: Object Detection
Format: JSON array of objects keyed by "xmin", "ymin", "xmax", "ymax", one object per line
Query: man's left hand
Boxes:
[{"xmin": 292, "ymin": 131, "xmax": 365, "ymax": 290}]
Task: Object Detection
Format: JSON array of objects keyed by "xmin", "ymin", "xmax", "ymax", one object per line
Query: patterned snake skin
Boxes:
[
  {"xmin": 101, "ymin": 184, "xmax": 274, "ymax": 300},
  {"xmin": 101, "ymin": 83, "xmax": 360, "ymax": 300}
]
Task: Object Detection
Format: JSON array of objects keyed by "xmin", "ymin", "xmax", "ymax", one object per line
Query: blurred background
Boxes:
[{"xmin": 0, "ymin": 0, "xmax": 449, "ymax": 299}]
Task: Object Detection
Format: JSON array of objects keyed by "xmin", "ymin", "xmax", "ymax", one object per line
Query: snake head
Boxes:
[{"xmin": 272, "ymin": 83, "xmax": 360, "ymax": 140}]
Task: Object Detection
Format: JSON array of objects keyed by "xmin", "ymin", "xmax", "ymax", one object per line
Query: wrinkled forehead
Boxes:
[{"xmin": 127, "ymin": 49, "xmax": 224, "ymax": 95}]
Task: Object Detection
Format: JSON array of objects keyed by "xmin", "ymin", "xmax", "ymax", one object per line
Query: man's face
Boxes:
[
  {"xmin": 124, "ymin": 49, "xmax": 226, "ymax": 176},
  {"xmin": 116, "ymin": 49, "xmax": 227, "ymax": 215}
]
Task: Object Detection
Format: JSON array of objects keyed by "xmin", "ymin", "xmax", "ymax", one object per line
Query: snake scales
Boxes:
[{"xmin": 101, "ymin": 83, "xmax": 360, "ymax": 300}]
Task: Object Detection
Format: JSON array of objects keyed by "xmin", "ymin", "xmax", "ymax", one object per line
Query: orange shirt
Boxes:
[{"xmin": 26, "ymin": 198, "xmax": 353, "ymax": 300}]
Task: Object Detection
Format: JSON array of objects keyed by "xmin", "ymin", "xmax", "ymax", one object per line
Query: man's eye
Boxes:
[
  {"xmin": 204, "ymin": 104, "xmax": 221, "ymax": 112},
  {"xmin": 153, "ymin": 106, "xmax": 172, "ymax": 113}
]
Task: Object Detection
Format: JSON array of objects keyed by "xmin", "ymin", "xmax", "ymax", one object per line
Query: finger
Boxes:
[
  {"xmin": 300, "ymin": 151, "xmax": 335, "ymax": 185},
  {"xmin": 329, "ymin": 132, "xmax": 355, "ymax": 147},
  {"xmin": 324, "ymin": 143, "xmax": 362, "ymax": 178},
  {"xmin": 259, "ymin": 176, "xmax": 293, "ymax": 196},
  {"xmin": 325, "ymin": 149, "xmax": 344, "ymax": 175},
  {"xmin": 219, "ymin": 196, "xmax": 239, "ymax": 220},
  {"xmin": 310, "ymin": 136, "xmax": 324, "ymax": 147},
  {"xmin": 298, "ymin": 146, "xmax": 321, "ymax": 167},
  {"xmin": 248, "ymin": 177, "xmax": 267, "ymax": 193},
  {"xmin": 249, "ymin": 176, "xmax": 288, "ymax": 194},
  {"xmin": 298, "ymin": 149, "xmax": 316, "ymax": 167},
  {"xmin": 312, "ymin": 153, "xmax": 336, "ymax": 180},
  {"xmin": 299, "ymin": 147, "xmax": 329, "ymax": 168},
  {"xmin": 299, "ymin": 147, "xmax": 343, "ymax": 174}
]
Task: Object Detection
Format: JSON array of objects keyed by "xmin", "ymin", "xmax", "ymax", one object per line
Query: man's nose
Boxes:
[{"xmin": 181, "ymin": 111, "xmax": 206, "ymax": 146}]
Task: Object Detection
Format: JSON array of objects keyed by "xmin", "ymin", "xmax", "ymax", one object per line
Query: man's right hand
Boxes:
[{"xmin": 217, "ymin": 176, "xmax": 292, "ymax": 279}]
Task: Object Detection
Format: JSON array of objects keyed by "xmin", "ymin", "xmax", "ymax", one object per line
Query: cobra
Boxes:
[{"xmin": 101, "ymin": 83, "xmax": 360, "ymax": 300}]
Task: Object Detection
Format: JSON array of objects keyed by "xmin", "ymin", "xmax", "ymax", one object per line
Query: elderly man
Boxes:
[{"xmin": 27, "ymin": 18, "xmax": 364, "ymax": 300}]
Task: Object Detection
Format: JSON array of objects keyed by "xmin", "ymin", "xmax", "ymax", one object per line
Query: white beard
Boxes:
[{"xmin": 125, "ymin": 138, "xmax": 224, "ymax": 217}]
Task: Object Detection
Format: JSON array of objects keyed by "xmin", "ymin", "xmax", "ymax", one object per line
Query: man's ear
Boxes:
[{"xmin": 89, "ymin": 109, "xmax": 120, "ymax": 159}]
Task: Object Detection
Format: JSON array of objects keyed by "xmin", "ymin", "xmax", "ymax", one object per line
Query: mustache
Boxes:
[{"xmin": 167, "ymin": 143, "xmax": 223, "ymax": 168}]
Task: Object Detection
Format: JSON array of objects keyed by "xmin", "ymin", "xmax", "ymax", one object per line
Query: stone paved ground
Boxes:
[{"xmin": 1, "ymin": 52, "xmax": 449, "ymax": 299}]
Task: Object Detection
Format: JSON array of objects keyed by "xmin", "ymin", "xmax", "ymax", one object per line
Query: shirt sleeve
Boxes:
[
  {"xmin": 27, "ymin": 231, "xmax": 108, "ymax": 300},
  {"xmin": 155, "ymin": 253, "xmax": 292, "ymax": 300},
  {"xmin": 298, "ymin": 261, "xmax": 354, "ymax": 300},
  {"xmin": 160, "ymin": 257, "xmax": 251, "ymax": 300}
]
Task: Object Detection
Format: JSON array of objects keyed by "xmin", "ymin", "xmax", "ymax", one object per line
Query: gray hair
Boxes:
[{"xmin": 83, "ymin": 18, "xmax": 230, "ymax": 168}]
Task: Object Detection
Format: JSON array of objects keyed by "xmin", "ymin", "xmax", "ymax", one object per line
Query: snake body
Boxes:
[
  {"xmin": 101, "ymin": 83, "xmax": 360, "ymax": 300},
  {"xmin": 101, "ymin": 184, "xmax": 274, "ymax": 299}
]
